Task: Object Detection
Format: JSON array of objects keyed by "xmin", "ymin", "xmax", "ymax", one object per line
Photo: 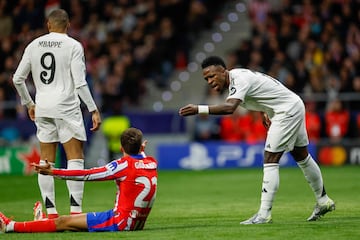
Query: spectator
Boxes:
[
  {"xmin": 0, "ymin": 71, "xmax": 17, "ymax": 119},
  {"xmin": 324, "ymin": 98, "xmax": 350, "ymax": 142},
  {"xmin": 244, "ymin": 111, "xmax": 267, "ymax": 144},
  {"xmin": 0, "ymin": 0, "xmax": 229, "ymax": 122},
  {"xmin": 349, "ymin": 76, "xmax": 360, "ymax": 111},
  {"xmin": 0, "ymin": 0, "xmax": 12, "ymax": 38},
  {"xmin": 149, "ymin": 17, "xmax": 177, "ymax": 88},
  {"xmin": 305, "ymin": 101, "xmax": 321, "ymax": 143},
  {"xmin": 248, "ymin": 0, "xmax": 271, "ymax": 29},
  {"xmin": 219, "ymin": 110, "xmax": 267, "ymax": 144},
  {"xmin": 193, "ymin": 114, "xmax": 220, "ymax": 142},
  {"xmin": 219, "ymin": 108, "xmax": 248, "ymax": 142},
  {"xmin": 185, "ymin": 0, "xmax": 209, "ymax": 47}
]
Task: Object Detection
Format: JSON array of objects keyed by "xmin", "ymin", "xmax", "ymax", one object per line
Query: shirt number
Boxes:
[
  {"xmin": 134, "ymin": 176, "xmax": 157, "ymax": 208},
  {"xmin": 40, "ymin": 52, "xmax": 56, "ymax": 84}
]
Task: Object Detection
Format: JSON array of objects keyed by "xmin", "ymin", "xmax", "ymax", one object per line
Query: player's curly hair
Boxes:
[
  {"xmin": 201, "ymin": 56, "xmax": 226, "ymax": 69},
  {"xmin": 121, "ymin": 127, "xmax": 142, "ymax": 155}
]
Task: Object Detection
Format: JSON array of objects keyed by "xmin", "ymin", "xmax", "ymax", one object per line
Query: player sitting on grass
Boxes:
[{"xmin": 0, "ymin": 127, "xmax": 158, "ymax": 233}]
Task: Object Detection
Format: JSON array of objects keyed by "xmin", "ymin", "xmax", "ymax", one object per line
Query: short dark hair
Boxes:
[
  {"xmin": 201, "ymin": 56, "xmax": 226, "ymax": 69},
  {"xmin": 120, "ymin": 127, "xmax": 143, "ymax": 155},
  {"xmin": 48, "ymin": 9, "xmax": 69, "ymax": 29}
]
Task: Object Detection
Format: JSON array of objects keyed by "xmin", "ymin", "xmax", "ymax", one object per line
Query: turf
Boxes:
[{"xmin": 0, "ymin": 166, "xmax": 359, "ymax": 239}]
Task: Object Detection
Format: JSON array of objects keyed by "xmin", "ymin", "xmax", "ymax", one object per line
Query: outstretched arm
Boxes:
[
  {"xmin": 33, "ymin": 159, "xmax": 128, "ymax": 181},
  {"xmin": 179, "ymin": 98, "xmax": 241, "ymax": 116}
]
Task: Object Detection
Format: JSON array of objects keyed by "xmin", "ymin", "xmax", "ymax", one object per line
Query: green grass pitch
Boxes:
[{"xmin": 0, "ymin": 166, "xmax": 359, "ymax": 239}]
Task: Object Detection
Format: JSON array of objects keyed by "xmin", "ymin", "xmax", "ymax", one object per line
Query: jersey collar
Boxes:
[{"xmin": 131, "ymin": 154, "xmax": 144, "ymax": 159}]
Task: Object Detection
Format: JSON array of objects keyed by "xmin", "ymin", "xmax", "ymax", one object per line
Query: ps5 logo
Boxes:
[{"xmin": 179, "ymin": 143, "xmax": 291, "ymax": 170}]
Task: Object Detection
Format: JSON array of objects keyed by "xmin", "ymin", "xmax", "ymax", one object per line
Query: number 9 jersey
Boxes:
[{"xmin": 13, "ymin": 32, "xmax": 88, "ymax": 118}]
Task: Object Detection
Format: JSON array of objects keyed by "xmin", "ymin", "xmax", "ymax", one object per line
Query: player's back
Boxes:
[
  {"xmin": 229, "ymin": 68, "xmax": 302, "ymax": 118},
  {"xmin": 115, "ymin": 155, "xmax": 158, "ymax": 230},
  {"xmin": 26, "ymin": 32, "xmax": 86, "ymax": 117}
]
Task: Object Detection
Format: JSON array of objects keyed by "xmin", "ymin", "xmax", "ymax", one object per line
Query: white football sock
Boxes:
[
  {"xmin": 297, "ymin": 154, "xmax": 329, "ymax": 204},
  {"xmin": 38, "ymin": 160, "xmax": 57, "ymax": 215},
  {"xmin": 5, "ymin": 221, "xmax": 15, "ymax": 232},
  {"xmin": 258, "ymin": 163, "xmax": 279, "ymax": 218},
  {"xmin": 66, "ymin": 159, "xmax": 84, "ymax": 213}
]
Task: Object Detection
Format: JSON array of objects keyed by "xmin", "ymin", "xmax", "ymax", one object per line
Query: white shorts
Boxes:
[
  {"xmin": 265, "ymin": 100, "xmax": 309, "ymax": 153},
  {"xmin": 35, "ymin": 111, "xmax": 87, "ymax": 144}
]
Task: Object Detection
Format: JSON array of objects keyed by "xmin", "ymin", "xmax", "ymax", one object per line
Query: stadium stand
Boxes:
[
  {"xmin": 0, "ymin": 0, "xmax": 360, "ymax": 145},
  {"xmin": 192, "ymin": 0, "xmax": 360, "ymax": 142},
  {"xmin": 0, "ymin": 0, "xmax": 229, "ymax": 141}
]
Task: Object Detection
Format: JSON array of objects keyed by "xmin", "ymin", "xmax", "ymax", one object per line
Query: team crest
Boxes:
[{"xmin": 108, "ymin": 161, "xmax": 118, "ymax": 171}]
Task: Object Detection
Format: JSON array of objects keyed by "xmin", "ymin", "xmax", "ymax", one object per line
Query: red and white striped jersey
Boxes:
[{"xmin": 52, "ymin": 154, "xmax": 157, "ymax": 228}]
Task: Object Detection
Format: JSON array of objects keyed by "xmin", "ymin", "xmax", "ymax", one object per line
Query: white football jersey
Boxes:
[
  {"xmin": 13, "ymin": 32, "xmax": 88, "ymax": 118},
  {"xmin": 226, "ymin": 68, "xmax": 302, "ymax": 119}
]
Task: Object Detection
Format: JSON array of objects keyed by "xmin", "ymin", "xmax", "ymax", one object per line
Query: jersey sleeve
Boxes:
[
  {"xmin": 70, "ymin": 42, "xmax": 88, "ymax": 88},
  {"xmin": 226, "ymin": 70, "xmax": 250, "ymax": 102},
  {"xmin": 12, "ymin": 46, "xmax": 35, "ymax": 107},
  {"xmin": 77, "ymin": 84, "xmax": 98, "ymax": 112},
  {"xmin": 52, "ymin": 159, "xmax": 128, "ymax": 181}
]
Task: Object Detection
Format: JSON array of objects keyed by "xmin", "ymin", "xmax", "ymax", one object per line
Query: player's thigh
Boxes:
[
  {"xmin": 57, "ymin": 112, "xmax": 87, "ymax": 160},
  {"xmin": 35, "ymin": 117, "xmax": 59, "ymax": 162},
  {"xmin": 288, "ymin": 100, "xmax": 308, "ymax": 148},
  {"xmin": 265, "ymin": 112, "xmax": 303, "ymax": 153},
  {"xmin": 35, "ymin": 117, "xmax": 59, "ymax": 142},
  {"xmin": 57, "ymin": 111, "xmax": 87, "ymax": 144},
  {"xmin": 294, "ymin": 115, "xmax": 309, "ymax": 148}
]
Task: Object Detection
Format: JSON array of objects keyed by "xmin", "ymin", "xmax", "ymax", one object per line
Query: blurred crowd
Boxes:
[
  {"xmin": 1, "ymin": 0, "xmax": 360, "ymax": 145},
  {"xmin": 0, "ymin": 0, "xmax": 228, "ymax": 121},
  {"xmin": 196, "ymin": 0, "xmax": 360, "ymax": 143}
]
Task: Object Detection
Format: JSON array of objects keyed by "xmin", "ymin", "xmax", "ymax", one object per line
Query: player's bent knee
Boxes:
[
  {"xmin": 264, "ymin": 151, "xmax": 283, "ymax": 163},
  {"xmin": 291, "ymin": 146, "xmax": 309, "ymax": 161}
]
